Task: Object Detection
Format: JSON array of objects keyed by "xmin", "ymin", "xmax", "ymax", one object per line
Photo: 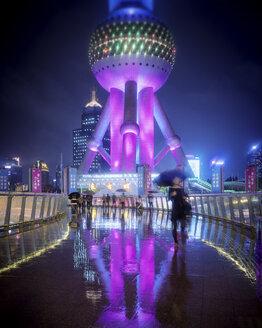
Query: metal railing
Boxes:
[
  {"xmin": 0, "ymin": 192, "xmax": 68, "ymax": 234},
  {"xmin": 92, "ymin": 193, "xmax": 262, "ymax": 228},
  {"xmin": 188, "ymin": 192, "xmax": 262, "ymax": 227}
]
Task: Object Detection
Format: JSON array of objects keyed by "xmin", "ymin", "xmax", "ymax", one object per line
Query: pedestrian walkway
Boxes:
[{"xmin": 0, "ymin": 208, "xmax": 261, "ymax": 328}]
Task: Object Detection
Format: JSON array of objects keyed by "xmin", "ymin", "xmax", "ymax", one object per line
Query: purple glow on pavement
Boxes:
[
  {"xmin": 110, "ymin": 229, "xmax": 124, "ymax": 308},
  {"xmin": 139, "ymin": 237, "xmax": 155, "ymax": 311},
  {"xmin": 124, "ymin": 231, "xmax": 137, "ymax": 273}
]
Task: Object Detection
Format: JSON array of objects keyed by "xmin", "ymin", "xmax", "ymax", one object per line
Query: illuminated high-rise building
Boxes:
[
  {"xmin": 186, "ymin": 155, "xmax": 200, "ymax": 179},
  {"xmin": 247, "ymin": 144, "xmax": 262, "ymax": 189},
  {"xmin": 78, "ymin": 0, "xmax": 191, "ymax": 175},
  {"xmin": 0, "ymin": 157, "xmax": 22, "ymax": 191},
  {"xmin": 29, "ymin": 160, "xmax": 50, "ymax": 192},
  {"xmin": 73, "ymin": 90, "xmax": 110, "ymax": 172}
]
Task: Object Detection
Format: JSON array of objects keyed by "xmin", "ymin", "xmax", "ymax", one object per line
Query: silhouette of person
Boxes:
[{"xmin": 169, "ymin": 177, "xmax": 187, "ymax": 246}]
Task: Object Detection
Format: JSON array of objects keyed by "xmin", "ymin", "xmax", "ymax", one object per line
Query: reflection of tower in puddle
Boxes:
[{"xmin": 109, "ymin": 227, "xmax": 155, "ymax": 319}]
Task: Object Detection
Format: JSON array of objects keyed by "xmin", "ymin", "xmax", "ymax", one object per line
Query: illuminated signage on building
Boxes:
[
  {"xmin": 211, "ymin": 160, "xmax": 224, "ymax": 193},
  {"xmin": 90, "ymin": 182, "xmax": 96, "ymax": 191},
  {"xmin": 106, "ymin": 182, "xmax": 113, "ymax": 190},
  {"xmin": 186, "ymin": 155, "xmax": 200, "ymax": 179},
  {"xmin": 32, "ymin": 168, "xmax": 42, "ymax": 193},
  {"xmin": 246, "ymin": 166, "xmax": 257, "ymax": 192},
  {"xmin": 0, "ymin": 169, "xmax": 8, "ymax": 191},
  {"xmin": 123, "ymin": 182, "xmax": 130, "ymax": 190}
]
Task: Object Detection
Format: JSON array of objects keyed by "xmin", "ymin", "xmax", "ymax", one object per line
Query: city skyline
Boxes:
[{"xmin": 0, "ymin": 0, "xmax": 261, "ymax": 180}]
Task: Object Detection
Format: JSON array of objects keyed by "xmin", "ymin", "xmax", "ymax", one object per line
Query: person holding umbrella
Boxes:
[{"xmin": 154, "ymin": 165, "xmax": 189, "ymax": 246}]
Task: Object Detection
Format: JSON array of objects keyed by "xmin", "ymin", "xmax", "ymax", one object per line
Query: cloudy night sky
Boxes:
[{"xmin": 0, "ymin": 0, "xmax": 261, "ymax": 182}]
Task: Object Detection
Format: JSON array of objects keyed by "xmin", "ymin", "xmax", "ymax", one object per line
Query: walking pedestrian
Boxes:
[
  {"xmin": 120, "ymin": 193, "xmax": 126, "ymax": 209},
  {"xmin": 112, "ymin": 194, "xmax": 116, "ymax": 207},
  {"xmin": 169, "ymin": 177, "xmax": 187, "ymax": 247}
]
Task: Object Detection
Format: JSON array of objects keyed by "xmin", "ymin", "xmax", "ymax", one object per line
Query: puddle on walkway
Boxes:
[{"xmin": 0, "ymin": 208, "xmax": 261, "ymax": 327}]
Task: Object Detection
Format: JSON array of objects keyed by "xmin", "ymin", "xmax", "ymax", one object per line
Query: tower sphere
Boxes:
[{"xmin": 89, "ymin": 5, "xmax": 176, "ymax": 92}]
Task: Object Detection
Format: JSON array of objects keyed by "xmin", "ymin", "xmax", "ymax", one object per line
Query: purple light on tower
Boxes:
[{"xmin": 79, "ymin": 0, "xmax": 190, "ymax": 174}]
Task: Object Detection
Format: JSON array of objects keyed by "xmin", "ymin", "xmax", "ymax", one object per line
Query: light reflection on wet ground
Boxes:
[{"xmin": 0, "ymin": 207, "xmax": 262, "ymax": 328}]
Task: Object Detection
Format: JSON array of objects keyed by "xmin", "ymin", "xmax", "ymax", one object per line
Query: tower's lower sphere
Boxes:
[{"xmin": 89, "ymin": 6, "xmax": 176, "ymax": 92}]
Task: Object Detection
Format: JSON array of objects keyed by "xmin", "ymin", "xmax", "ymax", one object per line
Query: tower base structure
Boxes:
[
  {"xmin": 78, "ymin": 92, "xmax": 192, "ymax": 177},
  {"xmin": 77, "ymin": 171, "xmax": 160, "ymax": 197}
]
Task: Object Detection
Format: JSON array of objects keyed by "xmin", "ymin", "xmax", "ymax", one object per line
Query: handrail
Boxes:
[{"xmin": 0, "ymin": 193, "xmax": 68, "ymax": 236}]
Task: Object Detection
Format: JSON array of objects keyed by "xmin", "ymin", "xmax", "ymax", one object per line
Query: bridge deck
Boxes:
[{"xmin": 0, "ymin": 208, "xmax": 261, "ymax": 328}]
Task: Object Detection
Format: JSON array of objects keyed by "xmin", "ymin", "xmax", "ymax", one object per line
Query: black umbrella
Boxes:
[
  {"xmin": 82, "ymin": 190, "xmax": 95, "ymax": 196},
  {"xmin": 68, "ymin": 192, "xmax": 81, "ymax": 199},
  {"xmin": 154, "ymin": 167, "xmax": 188, "ymax": 187},
  {"xmin": 116, "ymin": 189, "xmax": 127, "ymax": 192},
  {"xmin": 148, "ymin": 190, "xmax": 159, "ymax": 193}
]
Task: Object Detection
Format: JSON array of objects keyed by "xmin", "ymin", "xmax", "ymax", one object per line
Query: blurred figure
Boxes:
[
  {"xmin": 106, "ymin": 194, "xmax": 111, "ymax": 208},
  {"xmin": 102, "ymin": 194, "xmax": 106, "ymax": 208},
  {"xmin": 148, "ymin": 193, "xmax": 153, "ymax": 210},
  {"xmin": 120, "ymin": 193, "xmax": 126, "ymax": 209},
  {"xmin": 136, "ymin": 195, "xmax": 143, "ymax": 215},
  {"xmin": 169, "ymin": 177, "xmax": 187, "ymax": 247},
  {"xmin": 112, "ymin": 193, "xmax": 117, "ymax": 208}
]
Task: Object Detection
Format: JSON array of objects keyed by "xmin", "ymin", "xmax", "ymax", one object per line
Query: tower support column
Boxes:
[
  {"xmin": 110, "ymin": 88, "xmax": 124, "ymax": 172},
  {"xmin": 121, "ymin": 81, "xmax": 139, "ymax": 172},
  {"xmin": 138, "ymin": 87, "xmax": 154, "ymax": 168}
]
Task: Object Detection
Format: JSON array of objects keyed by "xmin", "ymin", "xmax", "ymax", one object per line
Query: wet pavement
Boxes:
[{"xmin": 0, "ymin": 207, "xmax": 262, "ymax": 328}]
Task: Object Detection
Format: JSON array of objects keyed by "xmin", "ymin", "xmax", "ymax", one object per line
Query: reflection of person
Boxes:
[
  {"xmin": 169, "ymin": 177, "xmax": 187, "ymax": 246},
  {"xmin": 87, "ymin": 195, "xmax": 93, "ymax": 209},
  {"xmin": 70, "ymin": 195, "xmax": 78, "ymax": 215},
  {"xmin": 155, "ymin": 252, "xmax": 191, "ymax": 326}
]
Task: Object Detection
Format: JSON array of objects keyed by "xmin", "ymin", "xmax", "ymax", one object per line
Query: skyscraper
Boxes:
[
  {"xmin": 29, "ymin": 160, "xmax": 50, "ymax": 192},
  {"xmin": 0, "ymin": 157, "xmax": 22, "ymax": 191},
  {"xmin": 247, "ymin": 144, "xmax": 262, "ymax": 190},
  {"xmin": 73, "ymin": 90, "xmax": 110, "ymax": 173}
]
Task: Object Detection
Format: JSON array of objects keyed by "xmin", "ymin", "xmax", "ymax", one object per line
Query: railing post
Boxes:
[
  {"xmin": 213, "ymin": 196, "xmax": 219, "ymax": 217},
  {"xmin": 40, "ymin": 196, "xmax": 46, "ymax": 219},
  {"xmin": 194, "ymin": 197, "xmax": 198, "ymax": 213},
  {"xmin": 19, "ymin": 196, "xmax": 26, "ymax": 223},
  {"xmin": 207, "ymin": 196, "xmax": 212, "ymax": 216},
  {"xmin": 228, "ymin": 196, "xmax": 235, "ymax": 221},
  {"xmin": 4, "ymin": 195, "xmax": 13, "ymax": 227},
  {"xmin": 154, "ymin": 197, "xmax": 158, "ymax": 210},
  {"xmin": 199, "ymin": 196, "xmax": 205, "ymax": 214},
  {"xmin": 247, "ymin": 195, "xmax": 255, "ymax": 226},
  {"xmin": 160, "ymin": 197, "xmax": 164, "ymax": 210},
  {"xmin": 219, "ymin": 196, "xmax": 227, "ymax": 218},
  {"xmin": 52, "ymin": 197, "xmax": 58, "ymax": 216},
  {"xmin": 31, "ymin": 196, "xmax": 37, "ymax": 221},
  {"xmin": 237, "ymin": 197, "xmax": 245, "ymax": 223},
  {"xmin": 46, "ymin": 197, "xmax": 52, "ymax": 217}
]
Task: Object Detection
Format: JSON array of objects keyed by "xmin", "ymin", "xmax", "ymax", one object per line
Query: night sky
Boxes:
[{"xmin": 0, "ymin": 0, "xmax": 261, "ymax": 182}]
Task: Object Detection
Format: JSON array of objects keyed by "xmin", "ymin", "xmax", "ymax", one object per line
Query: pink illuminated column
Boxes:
[
  {"xmin": 121, "ymin": 81, "xmax": 139, "ymax": 172},
  {"xmin": 138, "ymin": 87, "xmax": 154, "ymax": 168},
  {"xmin": 110, "ymin": 88, "xmax": 124, "ymax": 172}
]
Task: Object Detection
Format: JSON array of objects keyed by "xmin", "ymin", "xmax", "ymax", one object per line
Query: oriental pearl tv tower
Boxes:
[{"xmin": 79, "ymin": 0, "xmax": 189, "ymax": 174}]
